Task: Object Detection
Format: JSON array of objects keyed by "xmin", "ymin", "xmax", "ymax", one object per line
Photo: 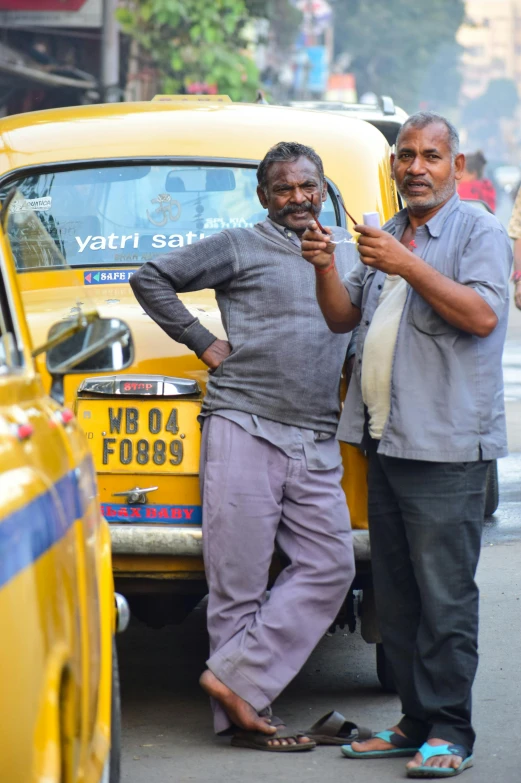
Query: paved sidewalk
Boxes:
[{"xmin": 120, "ymin": 540, "xmax": 521, "ymax": 783}]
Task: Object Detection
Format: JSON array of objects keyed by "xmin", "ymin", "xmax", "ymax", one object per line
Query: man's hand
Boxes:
[
  {"xmin": 200, "ymin": 339, "xmax": 231, "ymax": 370},
  {"xmin": 301, "ymin": 221, "xmax": 335, "ymax": 269},
  {"xmin": 355, "ymin": 224, "xmax": 415, "ymax": 275}
]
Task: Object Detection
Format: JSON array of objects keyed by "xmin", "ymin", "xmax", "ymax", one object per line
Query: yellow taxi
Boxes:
[
  {"xmin": 0, "ymin": 96, "xmax": 399, "ymax": 683},
  {"xmin": 0, "ymin": 191, "xmax": 129, "ymax": 782}
]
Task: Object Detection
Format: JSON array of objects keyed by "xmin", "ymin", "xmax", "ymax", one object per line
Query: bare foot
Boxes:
[
  {"xmin": 200, "ymin": 670, "xmax": 276, "ymax": 736},
  {"xmin": 350, "ymin": 725, "xmax": 406, "ymax": 754},
  {"xmin": 406, "ymin": 739, "xmax": 464, "ymax": 771},
  {"xmin": 200, "ymin": 670, "xmax": 312, "ymax": 747},
  {"xmin": 266, "ymin": 724, "xmax": 312, "ymax": 748}
]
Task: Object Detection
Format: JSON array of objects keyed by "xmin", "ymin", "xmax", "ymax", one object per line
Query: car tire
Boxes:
[
  {"xmin": 376, "ymin": 643, "xmax": 397, "ymax": 693},
  {"xmin": 484, "ymin": 460, "xmax": 499, "ymax": 517},
  {"xmin": 108, "ymin": 639, "xmax": 121, "ymax": 783}
]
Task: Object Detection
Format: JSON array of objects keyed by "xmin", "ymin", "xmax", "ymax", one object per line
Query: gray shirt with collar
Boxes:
[{"xmin": 338, "ymin": 194, "xmax": 513, "ymax": 462}]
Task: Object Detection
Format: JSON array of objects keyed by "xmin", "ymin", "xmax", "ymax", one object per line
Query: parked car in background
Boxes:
[
  {"xmin": 283, "ymin": 94, "xmax": 408, "ymax": 146},
  {"xmin": 0, "ymin": 192, "xmax": 129, "ymax": 783}
]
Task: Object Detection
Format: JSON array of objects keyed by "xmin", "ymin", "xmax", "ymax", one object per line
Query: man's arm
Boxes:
[
  {"xmin": 130, "ymin": 232, "xmax": 236, "ymax": 367},
  {"xmin": 301, "ymin": 223, "xmax": 362, "ymax": 333},
  {"xmin": 355, "ymin": 221, "xmax": 511, "ymax": 338}
]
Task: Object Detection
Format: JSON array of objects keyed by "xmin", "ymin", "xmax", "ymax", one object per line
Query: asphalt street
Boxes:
[{"xmin": 118, "ymin": 276, "xmax": 521, "ymax": 783}]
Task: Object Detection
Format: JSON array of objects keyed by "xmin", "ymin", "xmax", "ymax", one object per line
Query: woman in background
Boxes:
[{"xmin": 458, "ymin": 150, "xmax": 496, "ymax": 213}]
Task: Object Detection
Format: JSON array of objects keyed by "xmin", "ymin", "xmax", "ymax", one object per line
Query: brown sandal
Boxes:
[{"xmin": 305, "ymin": 710, "xmax": 373, "ymax": 745}]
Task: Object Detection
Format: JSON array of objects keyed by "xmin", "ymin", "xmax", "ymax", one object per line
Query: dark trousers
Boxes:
[{"xmin": 368, "ymin": 446, "xmax": 489, "ymax": 750}]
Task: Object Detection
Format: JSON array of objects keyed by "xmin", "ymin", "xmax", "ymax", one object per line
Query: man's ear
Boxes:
[
  {"xmin": 454, "ymin": 153, "xmax": 465, "ymax": 182},
  {"xmin": 321, "ymin": 179, "xmax": 328, "ymax": 202},
  {"xmin": 257, "ymin": 185, "xmax": 268, "ymax": 208},
  {"xmin": 390, "ymin": 152, "xmax": 396, "ymax": 181}
]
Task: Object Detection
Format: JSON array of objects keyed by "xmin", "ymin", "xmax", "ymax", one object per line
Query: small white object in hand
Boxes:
[{"xmin": 362, "ymin": 211, "xmax": 381, "ymax": 228}]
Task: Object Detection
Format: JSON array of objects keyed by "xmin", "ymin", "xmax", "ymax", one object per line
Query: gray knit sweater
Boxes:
[{"xmin": 130, "ymin": 220, "xmax": 358, "ymax": 434}]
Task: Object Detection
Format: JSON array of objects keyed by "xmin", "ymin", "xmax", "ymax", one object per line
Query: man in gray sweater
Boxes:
[{"xmin": 130, "ymin": 142, "xmax": 357, "ymax": 752}]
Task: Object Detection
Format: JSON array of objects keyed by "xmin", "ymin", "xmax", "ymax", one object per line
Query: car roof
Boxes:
[{"xmin": 0, "ymin": 99, "xmax": 389, "ymax": 174}]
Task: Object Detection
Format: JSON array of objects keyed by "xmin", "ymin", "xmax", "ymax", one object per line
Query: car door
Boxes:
[{"xmin": 0, "ymin": 194, "xmax": 110, "ymax": 783}]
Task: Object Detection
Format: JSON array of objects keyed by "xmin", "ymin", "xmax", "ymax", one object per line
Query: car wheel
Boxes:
[
  {"xmin": 376, "ymin": 643, "xmax": 397, "ymax": 693},
  {"xmin": 484, "ymin": 460, "xmax": 499, "ymax": 517},
  {"xmin": 101, "ymin": 640, "xmax": 121, "ymax": 783}
]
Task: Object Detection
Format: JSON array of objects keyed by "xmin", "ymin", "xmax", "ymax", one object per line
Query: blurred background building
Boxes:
[
  {"xmin": 0, "ymin": 0, "xmax": 520, "ymax": 187},
  {"xmin": 0, "ymin": 0, "xmax": 120, "ymax": 115},
  {"xmin": 458, "ymin": 1, "xmax": 521, "ymax": 173}
]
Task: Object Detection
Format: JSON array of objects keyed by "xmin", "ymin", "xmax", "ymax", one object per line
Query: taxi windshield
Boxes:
[{"xmin": 2, "ymin": 163, "xmax": 341, "ymax": 271}]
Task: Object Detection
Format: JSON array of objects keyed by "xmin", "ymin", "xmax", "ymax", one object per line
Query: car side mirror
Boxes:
[{"xmin": 39, "ymin": 315, "xmax": 132, "ymax": 404}]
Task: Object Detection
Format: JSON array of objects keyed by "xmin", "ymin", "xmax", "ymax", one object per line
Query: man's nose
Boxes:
[
  {"xmin": 292, "ymin": 188, "xmax": 308, "ymax": 204},
  {"xmin": 407, "ymin": 156, "xmax": 426, "ymax": 175}
]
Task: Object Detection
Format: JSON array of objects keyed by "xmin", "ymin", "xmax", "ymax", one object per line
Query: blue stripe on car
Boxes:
[{"xmin": 0, "ymin": 458, "xmax": 94, "ymax": 590}]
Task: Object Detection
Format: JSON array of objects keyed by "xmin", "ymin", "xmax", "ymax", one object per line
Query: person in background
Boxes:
[
  {"xmin": 508, "ymin": 186, "xmax": 521, "ymax": 310},
  {"xmin": 457, "ymin": 150, "xmax": 496, "ymax": 212}
]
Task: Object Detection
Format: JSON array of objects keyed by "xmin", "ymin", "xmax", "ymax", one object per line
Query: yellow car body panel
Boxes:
[
  {"xmin": 0, "ymin": 100, "xmax": 400, "ymax": 591},
  {"xmin": 0, "ymin": 222, "xmax": 116, "ymax": 781}
]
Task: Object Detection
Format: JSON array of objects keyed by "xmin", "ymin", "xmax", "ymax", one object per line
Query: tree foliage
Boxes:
[
  {"xmin": 332, "ymin": 0, "xmax": 465, "ymax": 112},
  {"xmin": 116, "ymin": 0, "xmax": 259, "ymax": 100}
]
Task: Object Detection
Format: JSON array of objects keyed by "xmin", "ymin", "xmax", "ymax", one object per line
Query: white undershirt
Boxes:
[{"xmin": 361, "ymin": 274, "xmax": 409, "ymax": 439}]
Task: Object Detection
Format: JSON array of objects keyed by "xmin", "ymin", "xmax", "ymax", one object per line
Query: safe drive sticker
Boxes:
[{"xmin": 84, "ymin": 270, "xmax": 135, "ymax": 285}]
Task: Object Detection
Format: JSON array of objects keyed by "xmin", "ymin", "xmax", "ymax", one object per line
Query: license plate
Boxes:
[{"xmin": 77, "ymin": 399, "xmax": 201, "ymax": 474}]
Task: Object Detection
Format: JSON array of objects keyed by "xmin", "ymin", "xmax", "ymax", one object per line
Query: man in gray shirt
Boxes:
[
  {"xmin": 302, "ymin": 113, "xmax": 512, "ymax": 776},
  {"xmin": 130, "ymin": 142, "xmax": 357, "ymax": 751}
]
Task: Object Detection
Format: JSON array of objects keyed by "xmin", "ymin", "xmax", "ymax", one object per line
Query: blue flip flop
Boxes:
[
  {"xmin": 341, "ymin": 730, "xmax": 420, "ymax": 758},
  {"xmin": 406, "ymin": 742, "xmax": 474, "ymax": 777}
]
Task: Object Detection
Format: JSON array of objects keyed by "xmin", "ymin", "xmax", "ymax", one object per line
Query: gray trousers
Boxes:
[
  {"xmin": 200, "ymin": 415, "xmax": 355, "ymax": 733},
  {"xmin": 368, "ymin": 446, "xmax": 489, "ymax": 750}
]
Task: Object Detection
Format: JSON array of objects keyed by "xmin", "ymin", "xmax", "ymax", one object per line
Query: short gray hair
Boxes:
[
  {"xmin": 396, "ymin": 111, "xmax": 460, "ymax": 159},
  {"xmin": 257, "ymin": 141, "xmax": 324, "ymax": 192}
]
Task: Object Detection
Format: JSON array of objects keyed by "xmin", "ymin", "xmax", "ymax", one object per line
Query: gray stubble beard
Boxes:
[{"xmin": 397, "ymin": 166, "xmax": 456, "ymax": 216}]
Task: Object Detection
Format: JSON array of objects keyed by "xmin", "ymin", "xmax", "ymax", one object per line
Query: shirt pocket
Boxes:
[{"xmin": 406, "ymin": 290, "xmax": 456, "ymax": 336}]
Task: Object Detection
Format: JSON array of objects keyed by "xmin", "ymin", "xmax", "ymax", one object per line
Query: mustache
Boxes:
[
  {"xmin": 403, "ymin": 176, "xmax": 433, "ymax": 189},
  {"xmin": 277, "ymin": 200, "xmax": 320, "ymax": 217}
]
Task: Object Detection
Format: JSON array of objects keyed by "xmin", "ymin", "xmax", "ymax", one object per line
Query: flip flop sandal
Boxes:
[
  {"xmin": 406, "ymin": 743, "xmax": 474, "ymax": 778},
  {"xmin": 305, "ymin": 710, "xmax": 373, "ymax": 745},
  {"xmin": 231, "ymin": 726, "xmax": 317, "ymax": 753},
  {"xmin": 341, "ymin": 730, "xmax": 420, "ymax": 758}
]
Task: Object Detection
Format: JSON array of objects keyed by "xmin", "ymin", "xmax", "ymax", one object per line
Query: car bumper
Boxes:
[{"xmin": 109, "ymin": 524, "xmax": 371, "ymax": 561}]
